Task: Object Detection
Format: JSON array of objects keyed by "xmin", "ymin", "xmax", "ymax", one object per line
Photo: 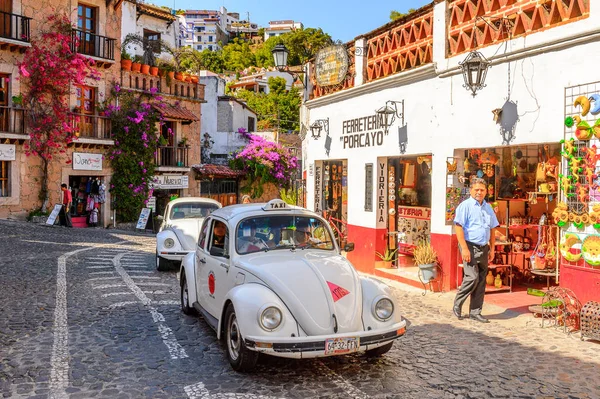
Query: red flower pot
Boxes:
[
  {"xmin": 191, "ymin": 75, "xmax": 199, "ymax": 83},
  {"xmin": 150, "ymin": 66, "xmax": 159, "ymax": 76},
  {"xmin": 121, "ymin": 59, "xmax": 132, "ymax": 71},
  {"xmin": 131, "ymin": 62, "xmax": 141, "ymax": 73},
  {"xmin": 167, "ymin": 71, "xmax": 175, "ymax": 81},
  {"xmin": 158, "ymin": 68, "xmax": 167, "ymax": 77},
  {"xmin": 141, "ymin": 64, "xmax": 150, "ymax": 75},
  {"xmin": 174, "ymin": 72, "xmax": 184, "ymax": 81}
]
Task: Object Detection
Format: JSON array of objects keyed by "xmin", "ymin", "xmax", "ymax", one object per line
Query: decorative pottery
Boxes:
[
  {"xmin": 120, "ymin": 59, "xmax": 132, "ymax": 71},
  {"xmin": 140, "ymin": 64, "xmax": 150, "ymax": 75},
  {"xmin": 150, "ymin": 66, "xmax": 159, "ymax": 76},
  {"xmin": 582, "ymin": 235, "xmax": 600, "ymax": 266},
  {"xmin": 486, "ymin": 270, "xmax": 494, "ymax": 286},
  {"xmin": 559, "ymin": 233, "xmax": 582, "ymax": 262},
  {"xmin": 131, "ymin": 62, "xmax": 141, "ymax": 73},
  {"xmin": 418, "ymin": 263, "xmax": 437, "ymax": 283},
  {"xmin": 494, "ymin": 274, "xmax": 502, "ymax": 288}
]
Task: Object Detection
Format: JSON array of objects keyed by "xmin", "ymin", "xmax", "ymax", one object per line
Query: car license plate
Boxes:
[{"xmin": 324, "ymin": 337, "xmax": 360, "ymax": 355}]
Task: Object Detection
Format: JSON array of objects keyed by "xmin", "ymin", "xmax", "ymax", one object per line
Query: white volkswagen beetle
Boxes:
[
  {"xmin": 179, "ymin": 199, "xmax": 407, "ymax": 371},
  {"xmin": 156, "ymin": 197, "xmax": 221, "ymax": 271}
]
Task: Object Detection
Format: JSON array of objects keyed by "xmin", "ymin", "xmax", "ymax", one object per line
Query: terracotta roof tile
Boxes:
[
  {"xmin": 153, "ymin": 104, "xmax": 199, "ymax": 121},
  {"xmin": 193, "ymin": 164, "xmax": 246, "ymax": 178}
]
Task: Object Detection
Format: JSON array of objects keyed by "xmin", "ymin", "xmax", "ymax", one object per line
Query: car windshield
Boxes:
[
  {"xmin": 236, "ymin": 215, "xmax": 335, "ymax": 255},
  {"xmin": 169, "ymin": 203, "xmax": 219, "ymax": 220}
]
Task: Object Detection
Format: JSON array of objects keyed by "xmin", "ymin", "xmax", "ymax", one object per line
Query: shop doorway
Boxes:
[
  {"xmin": 385, "ymin": 156, "xmax": 432, "ymax": 262},
  {"xmin": 69, "ymin": 175, "xmax": 106, "ymax": 228},
  {"xmin": 318, "ymin": 160, "xmax": 348, "ymax": 246},
  {"xmin": 154, "ymin": 188, "xmax": 182, "ymax": 218}
]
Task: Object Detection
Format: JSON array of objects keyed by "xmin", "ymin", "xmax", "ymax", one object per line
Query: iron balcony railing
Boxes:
[
  {"xmin": 0, "ymin": 11, "xmax": 31, "ymax": 42},
  {"xmin": 155, "ymin": 146, "xmax": 189, "ymax": 167},
  {"xmin": 0, "ymin": 106, "xmax": 25, "ymax": 134},
  {"xmin": 71, "ymin": 29, "xmax": 115, "ymax": 60},
  {"xmin": 70, "ymin": 112, "xmax": 112, "ymax": 139}
]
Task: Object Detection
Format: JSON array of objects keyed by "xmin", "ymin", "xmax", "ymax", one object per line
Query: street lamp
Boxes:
[
  {"xmin": 309, "ymin": 118, "xmax": 329, "ymax": 140},
  {"xmin": 272, "ymin": 43, "xmax": 306, "ymax": 88},
  {"xmin": 376, "ymin": 100, "xmax": 404, "ymax": 134},
  {"xmin": 459, "ymin": 51, "xmax": 491, "ymax": 97}
]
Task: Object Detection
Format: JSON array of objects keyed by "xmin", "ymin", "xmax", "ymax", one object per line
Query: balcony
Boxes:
[
  {"xmin": 0, "ymin": 11, "xmax": 31, "ymax": 51},
  {"xmin": 71, "ymin": 29, "xmax": 116, "ymax": 67},
  {"xmin": 120, "ymin": 70, "xmax": 205, "ymax": 102},
  {"xmin": 155, "ymin": 146, "xmax": 189, "ymax": 169},
  {"xmin": 70, "ymin": 112, "xmax": 113, "ymax": 144},
  {"xmin": 0, "ymin": 106, "xmax": 26, "ymax": 143}
]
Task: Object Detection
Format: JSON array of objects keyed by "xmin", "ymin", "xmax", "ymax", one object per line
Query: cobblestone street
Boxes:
[{"xmin": 0, "ymin": 220, "xmax": 599, "ymax": 399}]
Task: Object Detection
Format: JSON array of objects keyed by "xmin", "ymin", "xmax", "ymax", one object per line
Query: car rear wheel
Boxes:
[
  {"xmin": 225, "ymin": 303, "xmax": 258, "ymax": 372},
  {"xmin": 366, "ymin": 342, "xmax": 393, "ymax": 357},
  {"xmin": 180, "ymin": 272, "xmax": 196, "ymax": 315},
  {"xmin": 156, "ymin": 251, "xmax": 170, "ymax": 271}
]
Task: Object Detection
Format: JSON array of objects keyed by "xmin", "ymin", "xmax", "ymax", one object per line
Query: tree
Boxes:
[
  {"xmin": 255, "ymin": 28, "xmax": 333, "ymax": 68},
  {"xmin": 390, "ymin": 9, "xmax": 416, "ymax": 21},
  {"xmin": 221, "ymin": 38, "xmax": 256, "ymax": 72},
  {"xmin": 17, "ymin": 13, "xmax": 100, "ymax": 212},
  {"xmin": 178, "ymin": 47, "xmax": 225, "ymax": 74}
]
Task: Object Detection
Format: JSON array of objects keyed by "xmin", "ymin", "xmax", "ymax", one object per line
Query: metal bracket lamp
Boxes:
[
  {"xmin": 376, "ymin": 100, "xmax": 404, "ymax": 134},
  {"xmin": 309, "ymin": 118, "xmax": 329, "ymax": 140},
  {"xmin": 272, "ymin": 44, "xmax": 306, "ymax": 88}
]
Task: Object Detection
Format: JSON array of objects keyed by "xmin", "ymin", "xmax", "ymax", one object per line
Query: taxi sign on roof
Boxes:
[{"xmin": 263, "ymin": 199, "xmax": 289, "ymax": 211}]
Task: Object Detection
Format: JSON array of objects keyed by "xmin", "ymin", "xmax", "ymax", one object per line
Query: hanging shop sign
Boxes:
[
  {"xmin": 314, "ymin": 45, "xmax": 349, "ymax": 87},
  {"xmin": 397, "ymin": 206, "xmax": 432, "ymax": 220},
  {"xmin": 314, "ymin": 163, "xmax": 323, "ymax": 213},
  {"xmin": 73, "ymin": 152, "xmax": 103, "ymax": 171},
  {"xmin": 0, "ymin": 144, "xmax": 16, "ymax": 161},
  {"xmin": 341, "ymin": 114, "xmax": 387, "ymax": 149},
  {"xmin": 151, "ymin": 175, "xmax": 189, "ymax": 189}
]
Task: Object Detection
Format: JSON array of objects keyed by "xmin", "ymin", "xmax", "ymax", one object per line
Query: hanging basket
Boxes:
[{"xmin": 418, "ymin": 263, "xmax": 438, "ymax": 283}]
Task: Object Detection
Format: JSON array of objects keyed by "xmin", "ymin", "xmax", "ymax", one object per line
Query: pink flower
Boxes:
[{"xmin": 19, "ymin": 65, "xmax": 30, "ymax": 77}]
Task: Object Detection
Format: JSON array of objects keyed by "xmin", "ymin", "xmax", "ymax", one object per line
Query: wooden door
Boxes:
[
  {"xmin": 0, "ymin": 0, "xmax": 12, "ymax": 38},
  {"xmin": 0, "ymin": 74, "xmax": 9, "ymax": 132},
  {"xmin": 77, "ymin": 4, "xmax": 96, "ymax": 56}
]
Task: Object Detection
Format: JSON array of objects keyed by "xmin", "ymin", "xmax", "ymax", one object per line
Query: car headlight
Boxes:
[
  {"xmin": 164, "ymin": 238, "xmax": 175, "ymax": 249},
  {"xmin": 374, "ymin": 297, "xmax": 394, "ymax": 321},
  {"xmin": 260, "ymin": 306, "xmax": 282, "ymax": 330}
]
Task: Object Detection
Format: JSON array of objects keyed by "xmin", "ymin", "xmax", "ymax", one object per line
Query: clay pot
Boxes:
[
  {"xmin": 140, "ymin": 64, "xmax": 150, "ymax": 75},
  {"xmin": 191, "ymin": 75, "xmax": 199, "ymax": 83},
  {"xmin": 131, "ymin": 62, "xmax": 141, "ymax": 73},
  {"xmin": 174, "ymin": 72, "xmax": 184, "ymax": 81},
  {"xmin": 184, "ymin": 74, "xmax": 192, "ymax": 83},
  {"xmin": 120, "ymin": 59, "xmax": 132, "ymax": 71},
  {"xmin": 167, "ymin": 71, "xmax": 175, "ymax": 81},
  {"xmin": 158, "ymin": 69, "xmax": 167, "ymax": 78},
  {"xmin": 150, "ymin": 66, "xmax": 159, "ymax": 76}
]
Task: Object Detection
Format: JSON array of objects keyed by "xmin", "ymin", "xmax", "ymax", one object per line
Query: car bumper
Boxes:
[
  {"xmin": 244, "ymin": 319, "xmax": 408, "ymax": 359},
  {"xmin": 157, "ymin": 251, "xmax": 190, "ymax": 262}
]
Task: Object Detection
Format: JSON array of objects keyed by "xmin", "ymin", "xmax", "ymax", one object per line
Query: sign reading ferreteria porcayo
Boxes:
[
  {"xmin": 340, "ymin": 113, "xmax": 387, "ymax": 149},
  {"xmin": 314, "ymin": 45, "xmax": 349, "ymax": 87}
]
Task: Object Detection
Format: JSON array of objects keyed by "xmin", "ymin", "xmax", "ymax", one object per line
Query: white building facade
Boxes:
[
  {"xmin": 302, "ymin": 0, "xmax": 600, "ymax": 303},
  {"xmin": 264, "ymin": 20, "xmax": 303, "ymax": 41},
  {"xmin": 121, "ymin": 1, "xmax": 178, "ymax": 58}
]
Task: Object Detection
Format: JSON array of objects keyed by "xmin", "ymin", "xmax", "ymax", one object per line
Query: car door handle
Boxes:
[
  {"xmin": 220, "ymin": 263, "xmax": 229, "ymax": 272},
  {"xmin": 199, "ymin": 258, "xmax": 206, "ymax": 264}
]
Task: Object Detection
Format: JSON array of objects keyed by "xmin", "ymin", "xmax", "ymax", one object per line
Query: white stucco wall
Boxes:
[
  {"xmin": 122, "ymin": 2, "xmax": 178, "ymax": 60},
  {"xmin": 303, "ymin": 0, "xmax": 600, "ymax": 237}
]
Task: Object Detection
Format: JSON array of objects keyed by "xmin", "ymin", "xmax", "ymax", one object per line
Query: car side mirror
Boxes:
[{"xmin": 344, "ymin": 242, "xmax": 355, "ymax": 252}]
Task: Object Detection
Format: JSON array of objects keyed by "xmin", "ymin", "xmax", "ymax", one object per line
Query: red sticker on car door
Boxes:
[{"xmin": 327, "ymin": 281, "xmax": 350, "ymax": 302}]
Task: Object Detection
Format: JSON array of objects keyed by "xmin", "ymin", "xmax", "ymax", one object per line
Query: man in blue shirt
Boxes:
[{"xmin": 453, "ymin": 178, "xmax": 499, "ymax": 323}]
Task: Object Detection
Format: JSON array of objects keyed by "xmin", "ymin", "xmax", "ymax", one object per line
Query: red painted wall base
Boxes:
[{"xmin": 560, "ymin": 265, "xmax": 600, "ymax": 304}]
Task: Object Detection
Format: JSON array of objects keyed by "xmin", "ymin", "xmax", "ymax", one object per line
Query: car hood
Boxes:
[
  {"xmin": 237, "ymin": 250, "xmax": 363, "ymax": 336},
  {"xmin": 165, "ymin": 218, "xmax": 204, "ymax": 250}
]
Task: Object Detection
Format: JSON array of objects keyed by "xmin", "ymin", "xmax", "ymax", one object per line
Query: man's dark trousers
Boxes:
[
  {"xmin": 454, "ymin": 242, "xmax": 489, "ymax": 316},
  {"xmin": 59, "ymin": 205, "xmax": 72, "ymax": 227}
]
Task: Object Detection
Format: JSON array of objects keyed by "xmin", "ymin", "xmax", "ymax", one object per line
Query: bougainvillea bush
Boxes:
[
  {"xmin": 18, "ymin": 13, "xmax": 100, "ymax": 211},
  {"xmin": 106, "ymin": 85, "xmax": 165, "ymax": 222},
  {"xmin": 230, "ymin": 128, "xmax": 298, "ymax": 198}
]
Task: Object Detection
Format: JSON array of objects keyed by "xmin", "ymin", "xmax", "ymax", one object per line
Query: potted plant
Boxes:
[
  {"xmin": 413, "ymin": 241, "xmax": 438, "ymax": 283},
  {"xmin": 178, "ymin": 137, "xmax": 188, "ymax": 147},
  {"xmin": 123, "ymin": 33, "xmax": 172, "ymax": 72},
  {"xmin": 12, "ymin": 94, "xmax": 23, "ymax": 107},
  {"xmin": 375, "ymin": 247, "xmax": 398, "ymax": 268},
  {"xmin": 120, "ymin": 49, "xmax": 132, "ymax": 71},
  {"xmin": 131, "ymin": 55, "xmax": 142, "ymax": 73}
]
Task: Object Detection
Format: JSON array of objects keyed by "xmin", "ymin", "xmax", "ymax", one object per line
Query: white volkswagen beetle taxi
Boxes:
[
  {"xmin": 156, "ymin": 197, "xmax": 221, "ymax": 271},
  {"xmin": 179, "ymin": 199, "xmax": 408, "ymax": 371}
]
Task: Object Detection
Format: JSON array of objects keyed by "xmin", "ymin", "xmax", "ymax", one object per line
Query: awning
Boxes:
[
  {"xmin": 192, "ymin": 164, "xmax": 246, "ymax": 179},
  {"xmin": 153, "ymin": 104, "xmax": 199, "ymax": 122}
]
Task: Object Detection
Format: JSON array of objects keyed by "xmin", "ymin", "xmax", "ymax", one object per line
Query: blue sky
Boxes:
[{"xmin": 153, "ymin": 0, "xmax": 431, "ymax": 42}]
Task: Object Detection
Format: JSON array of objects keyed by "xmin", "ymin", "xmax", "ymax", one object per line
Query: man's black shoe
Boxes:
[
  {"xmin": 452, "ymin": 306, "xmax": 463, "ymax": 320},
  {"xmin": 469, "ymin": 314, "xmax": 490, "ymax": 323}
]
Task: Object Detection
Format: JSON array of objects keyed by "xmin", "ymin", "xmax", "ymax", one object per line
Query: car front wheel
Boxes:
[
  {"xmin": 225, "ymin": 303, "xmax": 258, "ymax": 372},
  {"xmin": 156, "ymin": 251, "xmax": 170, "ymax": 271},
  {"xmin": 366, "ymin": 342, "xmax": 393, "ymax": 357},
  {"xmin": 180, "ymin": 272, "xmax": 196, "ymax": 316}
]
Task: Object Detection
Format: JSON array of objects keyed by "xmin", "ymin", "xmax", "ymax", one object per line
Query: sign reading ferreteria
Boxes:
[
  {"xmin": 340, "ymin": 114, "xmax": 387, "ymax": 149},
  {"xmin": 72, "ymin": 152, "xmax": 103, "ymax": 171},
  {"xmin": 314, "ymin": 45, "xmax": 349, "ymax": 87},
  {"xmin": 151, "ymin": 174, "xmax": 189, "ymax": 189}
]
